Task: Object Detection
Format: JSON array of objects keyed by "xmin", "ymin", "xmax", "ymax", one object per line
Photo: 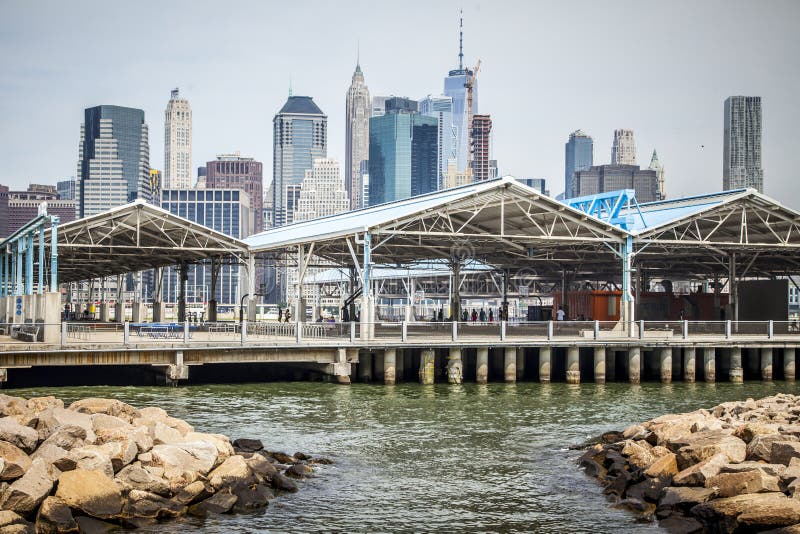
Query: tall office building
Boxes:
[
  {"xmin": 2, "ymin": 184, "xmax": 77, "ymax": 235},
  {"xmin": 271, "ymin": 96, "xmax": 327, "ymax": 227},
  {"xmin": 368, "ymin": 97, "xmax": 438, "ymax": 205},
  {"xmin": 443, "ymin": 19, "xmax": 477, "ymax": 176},
  {"xmin": 77, "ymin": 105, "xmax": 151, "ymax": 217},
  {"xmin": 371, "ymin": 96, "xmax": 389, "ymax": 117},
  {"xmin": 148, "ymin": 169, "xmax": 162, "ymax": 206},
  {"xmin": 724, "ymin": 96, "xmax": 763, "ymax": 192},
  {"xmin": 517, "ymin": 178, "xmax": 549, "ymax": 196},
  {"xmin": 57, "ymin": 178, "xmax": 77, "ymax": 200},
  {"xmin": 611, "ymin": 129, "xmax": 637, "ymax": 166},
  {"xmin": 573, "ymin": 164, "xmax": 661, "ymax": 202},
  {"xmin": 648, "ymin": 149, "xmax": 666, "ymax": 200},
  {"xmin": 345, "ymin": 63, "xmax": 370, "ymax": 209},
  {"xmin": 294, "ymin": 158, "xmax": 349, "ymax": 222},
  {"xmin": 471, "ymin": 114, "xmax": 492, "ymax": 181},
  {"xmin": 205, "ymin": 153, "xmax": 263, "ymax": 234},
  {"xmin": 164, "ymin": 89, "xmax": 192, "ymax": 189},
  {"xmin": 419, "ymin": 95, "xmax": 455, "ymax": 189},
  {"xmin": 564, "ymin": 130, "xmax": 593, "ymax": 199}
]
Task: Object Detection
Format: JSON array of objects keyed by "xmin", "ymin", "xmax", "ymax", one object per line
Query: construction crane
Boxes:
[{"xmin": 465, "ymin": 59, "xmax": 481, "ymax": 173}]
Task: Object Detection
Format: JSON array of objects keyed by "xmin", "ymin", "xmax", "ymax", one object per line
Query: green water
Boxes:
[{"xmin": 11, "ymin": 381, "xmax": 800, "ymax": 533}]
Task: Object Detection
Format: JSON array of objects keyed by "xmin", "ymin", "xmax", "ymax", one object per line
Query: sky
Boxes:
[{"xmin": 1, "ymin": 0, "xmax": 799, "ymax": 205}]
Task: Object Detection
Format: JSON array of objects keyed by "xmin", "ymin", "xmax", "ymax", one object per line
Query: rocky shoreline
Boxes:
[
  {"xmin": 578, "ymin": 393, "xmax": 800, "ymax": 532},
  {"xmin": 0, "ymin": 394, "xmax": 330, "ymax": 533}
]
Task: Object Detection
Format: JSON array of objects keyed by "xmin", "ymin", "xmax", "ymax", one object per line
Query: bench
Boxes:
[{"xmin": 11, "ymin": 324, "xmax": 40, "ymax": 342}]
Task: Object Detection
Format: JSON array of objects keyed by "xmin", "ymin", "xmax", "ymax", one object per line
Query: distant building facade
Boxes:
[
  {"xmin": 271, "ymin": 96, "xmax": 327, "ymax": 227},
  {"xmin": 573, "ymin": 164, "xmax": 661, "ymax": 202},
  {"xmin": 164, "ymin": 89, "xmax": 192, "ymax": 189},
  {"xmin": 517, "ymin": 178, "xmax": 549, "ymax": 196},
  {"xmin": 724, "ymin": 96, "xmax": 763, "ymax": 192},
  {"xmin": 564, "ymin": 130, "xmax": 593, "ymax": 199},
  {"xmin": 611, "ymin": 129, "xmax": 637, "ymax": 166},
  {"xmin": 371, "ymin": 96, "xmax": 389, "ymax": 117},
  {"xmin": 419, "ymin": 94, "xmax": 455, "ymax": 189},
  {"xmin": 57, "ymin": 178, "xmax": 77, "ymax": 200},
  {"xmin": 648, "ymin": 149, "xmax": 666, "ymax": 200},
  {"xmin": 470, "ymin": 114, "xmax": 492, "ymax": 181},
  {"xmin": 345, "ymin": 63, "xmax": 370, "ymax": 210},
  {"xmin": 3, "ymin": 184, "xmax": 77, "ymax": 236},
  {"xmin": 368, "ymin": 97, "xmax": 438, "ymax": 205},
  {"xmin": 294, "ymin": 158, "xmax": 349, "ymax": 222},
  {"xmin": 205, "ymin": 153, "xmax": 263, "ymax": 235},
  {"xmin": 78, "ymin": 105, "xmax": 151, "ymax": 217},
  {"xmin": 149, "ymin": 169, "xmax": 162, "ymax": 205}
]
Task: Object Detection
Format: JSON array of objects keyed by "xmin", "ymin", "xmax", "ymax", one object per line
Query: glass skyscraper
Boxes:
[
  {"xmin": 419, "ymin": 95, "xmax": 455, "ymax": 189},
  {"xmin": 368, "ymin": 98, "xmax": 438, "ymax": 205},
  {"xmin": 564, "ymin": 130, "xmax": 593, "ymax": 199},
  {"xmin": 724, "ymin": 96, "xmax": 763, "ymax": 192},
  {"xmin": 443, "ymin": 71, "xmax": 476, "ymax": 175}
]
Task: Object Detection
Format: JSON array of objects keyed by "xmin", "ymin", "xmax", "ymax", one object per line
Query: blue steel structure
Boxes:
[
  {"xmin": 565, "ymin": 189, "xmax": 646, "ymax": 231},
  {"xmin": 0, "ymin": 207, "xmax": 59, "ymax": 298}
]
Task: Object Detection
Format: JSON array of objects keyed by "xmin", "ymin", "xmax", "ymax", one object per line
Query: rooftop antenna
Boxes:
[
  {"xmin": 289, "ymin": 75, "xmax": 293, "ymax": 97},
  {"xmin": 458, "ymin": 9, "xmax": 464, "ymax": 71},
  {"xmin": 357, "ymin": 40, "xmax": 360, "ymax": 67}
]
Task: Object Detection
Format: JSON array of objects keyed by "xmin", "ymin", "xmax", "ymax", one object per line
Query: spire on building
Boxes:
[
  {"xmin": 458, "ymin": 10, "xmax": 464, "ymax": 71},
  {"xmin": 649, "ymin": 149, "xmax": 661, "ymax": 169},
  {"xmin": 288, "ymin": 76, "xmax": 293, "ymax": 97}
]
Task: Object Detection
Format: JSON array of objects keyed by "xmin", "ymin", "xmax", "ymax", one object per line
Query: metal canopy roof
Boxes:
[{"xmin": 41, "ymin": 200, "xmax": 249, "ymax": 283}]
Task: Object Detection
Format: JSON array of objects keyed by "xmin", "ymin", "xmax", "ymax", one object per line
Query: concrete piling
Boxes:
[
  {"xmin": 628, "ymin": 347, "xmax": 641, "ymax": 384},
  {"xmin": 684, "ymin": 348, "xmax": 696, "ymax": 383},
  {"xmin": 730, "ymin": 347, "xmax": 743, "ymax": 383},
  {"xmin": 447, "ymin": 347, "xmax": 463, "ymax": 384},
  {"xmin": 593, "ymin": 346, "xmax": 606, "ymax": 384},
  {"xmin": 396, "ymin": 350, "xmax": 405, "ymax": 382},
  {"xmin": 359, "ymin": 352, "xmax": 373, "ymax": 383},
  {"xmin": 660, "ymin": 347, "xmax": 672, "ymax": 383},
  {"xmin": 704, "ymin": 348, "xmax": 716, "ymax": 383},
  {"xmin": 476, "ymin": 347, "xmax": 489, "ymax": 384},
  {"xmin": 516, "ymin": 348, "xmax": 526, "ymax": 381},
  {"xmin": 761, "ymin": 348, "xmax": 773, "ymax": 381},
  {"xmin": 419, "ymin": 349, "xmax": 435, "ymax": 385},
  {"xmin": 785, "ymin": 348, "xmax": 796, "ymax": 382},
  {"xmin": 538, "ymin": 347, "xmax": 551, "ymax": 383},
  {"xmin": 504, "ymin": 347, "xmax": 517, "ymax": 383},
  {"xmin": 384, "ymin": 349, "xmax": 397, "ymax": 385},
  {"xmin": 566, "ymin": 346, "xmax": 580, "ymax": 384}
]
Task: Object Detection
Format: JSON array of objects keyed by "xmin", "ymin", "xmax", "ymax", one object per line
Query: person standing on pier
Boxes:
[
  {"xmin": 489, "ymin": 309, "xmax": 494, "ymax": 322},
  {"xmin": 556, "ymin": 306, "xmax": 566, "ymax": 321},
  {"xmin": 479, "ymin": 309, "xmax": 486, "ymax": 322},
  {"xmin": 471, "ymin": 309, "xmax": 477, "ymax": 322}
]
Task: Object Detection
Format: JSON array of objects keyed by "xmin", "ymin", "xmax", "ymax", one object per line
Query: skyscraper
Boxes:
[
  {"xmin": 470, "ymin": 114, "xmax": 492, "ymax": 181},
  {"xmin": 564, "ymin": 130, "xmax": 593, "ymax": 199},
  {"xmin": 368, "ymin": 97, "xmax": 438, "ymax": 205},
  {"xmin": 294, "ymin": 158, "xmax": 349, "ymax": 223},
  {"xmin": 78, "ymin": 105, "xmax": 150, "ymax": 217},
  {"xmin": 611, "ymin": 129, "xmax": 637, "ymax": 166},
  {"xmin": 648, "ymin": 149, "xmax": 666, "ymax": 200},
  {"xmin": 164, "ymin": 89, "xmax": 192, "ymax": 189},
  {"xmin": 419, "ymin": 94, "xmax": 455, "ymax": 189},
  {"xmin": 345, "ymin": 63, "xmax": 370, "ymax": 209},
  {"xmin": 443, "ymin": 16, "xmax": 476, "ymax": 176},
  {"xmin": 371, "ymin": 96, "xmax": 389, "ymax": 117},
  {"xmin": 205, "ymin": 152, "xmax": 263, "ymax": 234},
  {"xmin": 573, "ymin": 164, "xmax": 661, "ymax": 202},
  {"xmin": 724, "ymin": 96, "xmax": 763, "ymax": 192},
  {"xmin": 271, "ymin": 96, "xmax": 327, "ymax": 227}
]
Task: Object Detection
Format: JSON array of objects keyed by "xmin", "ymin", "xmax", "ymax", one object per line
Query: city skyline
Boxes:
[{"xmin": 1, "ymin": 1, "xmax": 799, "ymax": 205}]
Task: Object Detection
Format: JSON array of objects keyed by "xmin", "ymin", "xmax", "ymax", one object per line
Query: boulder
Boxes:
[
  {"xmin": 134, "ymin": 408, "xmax": 192, "ymax": 436},
  {"xmin": 673, "ymin": 453, "xmax": 729, "ymax": 486},
  {"xmin": 151, "ymin": 422, "xmax": 183, "ymax": 445},
  {"xmin": 245, "ymin": 454, "xmax": 278, "ymax": 483},
  {"xmin": 271, "ymin": 472, "xmax": 298, "ymax": 493},
  {"xmin": 672, "ymin": 431, "xmax": 746, "ymax": 468},
  {"xmin": 0, "ymin": 417, "xmax": 39, "ymax": 453},
  {"xmin": 36, "ymin": 409, "xmax": 96, "ymax": 444},
  {"xmin": 25, "ymin": 396, "xmax": 64, "ymax": 414},
  {"xmin": 625, "ymin": 476, "xmax": 671, "ymax": 503},
  {"xmin": 772, "ymin": 441, "xmax": 800, "ymax": 466},
  {"xmin": 90, "ymin": 414, "xmax": 131, "ymax": 433},
  {"xmin": 95, "ymin": 440, "xmax": 138, "ymax": 472},
  {"xmin": 621, "ymin": 440, "xmax": 656, "ymax": 470},
  {"xmin": 647, "ymin": 412, "xmax": 710, "ymax": 445},
  {"xmin": 284, "ymin": 463, "xmax": 313, "ymax": 479},
  {"xmin": 691, "ymin": 492, "xmax": 800, "ymax": 531},
  {"xmin": 114, "ymin": 463, "xmax": 170, "ymax": 497},
  {"xmin": 749, "ymin": 434, "xmax": 798, "ymax": 462},
  {"xmin": 659, "ymin": 486, "xmax": 718, "ymax": 508},
  {"xmin": 31, "ymin": 444, "xmax": 77, "ymax": 472},
  {"xmin": 657, "ymin": 515, "xmax": 704, "ymax": 533},
  {"xmin": 68, "ymin": 398, "xmax": 140, "ymax": 422},
  {"xmin": 0, "ymin": 510, "xmax": 33, "ymax": 533},
  {"xmin": 38, "ymin": 425, "xmax": 87, "ymax": 451},
  {"xmin": 270, "ymin": 451, "xmax": 296, "ymax": 464},
  {"xmin": 95, "ymin": 426, "xmax": 152, "ymax": 455},
  {"xmin": 121, "ymin": 489, "xmax": 185, "ymax": 519},
  {"xmin": 294, "ymin": 452, "xmax": 312, "ymax": 461},
  {"xmin": 782, "ymin": 457, "xmax": 800, "ymax": 482},
  {"xmin": 67, "ymin": 447, "xmax": 114, "ymax": 478},
  {"xmin": 0, "ymin": 458, "xmax": 57, "ymax": 515},
  {"xmin": 187, "ymin": 492, "xmax": 238, "ymax": 517},
  {"xmin": 183, "ymin": 432, "xmax": 234, "ymax": 466},
  {"xmin": 35, "ymin": 496, "xmax": 78, "ymax": 534},
  {"xmin": 233, "ymin": 438, "xmax": 264, "ymax": 452},
  {"xmin": 208, "ymin": 455, "xmax": 254, "ymax": 490},
  {"xmin": 147, "ymin": 441, "xmax": 218, "ymax": 477},
  {"xmin": 55, "ymin": 469, "xmax": 123, "ymax": 518},
  {"xmin": 73, "ymin": 516, "xmax": 117, "ymax": 533},
  {"xmin": 173, "ymin": 480, "xmax": 211, "ymax": 505},
  {"xmin": 0, "ymin": 394, "xmax": 29, "ymax": 417},
  {"xmin": 706, "ymin": 469, "xmax": 781, "ymax": 497},
  {"xmin": 734, "ymin": 422, "xmax": 780, "ymax": 443},
  {"xmin": 0, "ymin": 441, "xmax": 32, "ymax": 480},
  {"xmin": 719, "ymin": 461, "xmax": 787, "ymax": 478},
  {"xmin": 644, "ymin": 453, "xmax": 678, "ymax": 479},
  {"xmin": 232, "ymin": 483, "xmax": 274, "ymax": 512}
]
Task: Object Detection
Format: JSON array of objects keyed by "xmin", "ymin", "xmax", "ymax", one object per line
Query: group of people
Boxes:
[
  {"xmin": 461, "ymin": 307, "xmax": 506, "ymax": 322},
  {"xmin": 276, "ymin": 308, "xmax": 291, "ymax": 323}
]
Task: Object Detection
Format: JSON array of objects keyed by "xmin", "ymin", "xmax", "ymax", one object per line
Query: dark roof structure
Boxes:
[{"xmin": 278, "ymin": 96, "xmax": 324, "ymax": 115}]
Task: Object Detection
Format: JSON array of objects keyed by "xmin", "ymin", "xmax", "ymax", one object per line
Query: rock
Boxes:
[
  {"xmin": 114, "ymin": 463, "xmax": 170, "ymax": 497},
  {"xmin": 0, "ymin": 417, "xmax": 39, "ymax": 453},
  {"xmin": 134, "ymin": 408, "xmax": 192, "ymax": 436},
  {"xmin": 706, "ymin": 469, "xmax": 781, "ymax": 497},
  {"xmin": 311, "ymin": 457, "xmax": 334, "ymax": 465},
  {"xmin": 31, "ymin": 443, "xmax": 77, "ymax": 472},
  {"xmin": 173, "ymin": 480, "xmax": 211, "ymax": 505},
  {"xmin": 719, "ymin": 461, "xmax": 787, "ymax": 478},
  {"xmin": 151, "ymin": 422, "xmax": 183, "ymax": 445},
  {"xmin": 95, "ymin": 426, "xmax": 150, "ymax": 461},
  {"xmin": 621, "ymin": 424, "xmax": 648, "ymax": 440},
  {"xmin": 294, "ymin": 452, "xmax": 312, "ymax": 461},
  {"xmin": 55, "ymin": 469, "xmax": 123, "ymax": 518},
  {"xmin": 148, "ymin": 441, "xmax": 218, "ymax": 477},
  {"xmin": 271, "ymin": 472, "xmax": 298, "ymax": 493},
  {"xmin": 625, "ymin": 476, "xmax": 671, "ymax": 503},
  {"xmin": 95, "ymin": 440, "xmax": 138, "ymax": 472},
  {"xmin": 579, "ymin": 458, "xmax": 607, "ymax": 479},
  {"xmin": 245, "ymin": 454, "xmax": 278, "ymax": 483},
  {"xmin": 0, "ymin": 394, "xmax": 29, "ymax": 417},
  {"xmin": 0, "ymin": 441, "xmax": 32, "ymax": 480},
  {"xmin": 73, "ymin": 516, "xmax": 118, "ymax": 534},
  {"xmin": 232, "ymin": 438, "xmax": 263, "ymax": 452},
  {"xmin": 67, "ymin": 447, "xmax": 114, "ymax": 478},
  {"xmin": 0, "ymin": 458, "xmax": 56, "ymax": 515},
  {"xmin": 672, "ymin": 431, "xmax": 746, "ymax": 468},
  {"xmin": 232, "ymin": 483, "xmax": 274, "ymax": 512},
  {"xmin": 187, "ymin": 492, "xmax": 238, "ymax": 517},
  {"xmin": 25, "ymin": 396, "xmax": 64, "ymax": 414},
  {"xmin": 658, "ymin": 515, "xmax": 704, "ymax": 533},
  {"xmin": 38, "ymin": 425, "xmax": 87, "ymax": 451},
  {"xmin": 772, "ymin": 441, "xmax": 800, "ymax": 466},
  {"xmin": 749, "ymin": 434, "xmax": 798, "ymax": 462},
  {"xmin": 783, "ymin": 457, "xmax": 800, "ymax": 482},
  {"xmin": 269, "ymin": 451, "xmax": 296, "ymax": 464},
  {"xmin": 183, "ymin": 432, "xmax": 234, "ymax": 466},
  {"xmin": 284, "ymin": 463, "xmax": 313, "ymax": 479},
  {"xmin": 621, "ymin": 440, "xmax": 656, "ymax": 470},
  {"xmin": 35, "ymin": 496, "xmax": 78, "ymax": 534},
  {"xmin": 691, "ymin": 492, "xmax": 800, "ymax": 531},
  {"xmin": 735, "ymin": 423, "xmax": 780, "ymax": 443},
  {"xmin": 613, "ymin": 497, "xmax": 656, "ymax": 518},
  {"xmin": 644, "ymin": 453, "xmax": 678, "ymax": 478},
  {"xmin": 659, "ymin": 486, "xmax": 718, "ymax": 508},
  {"xmin": 208, "ymin": 455, "xmax": 254, "ymax": 490},
  {"xmin": 68, "ymin": 398, "xmax": 140, "ymax": 422},
  {"xmin": 0, "ymin": 511, "xmax": 33, "ymax": 534},
  {"xmin": 647, "ymin": 412, "xmax": 710, "ymax": 446},
  {"xmin": 121, "ymin": 489, "xmax": 185, "ymax": 519},
  {"xmin": 673, "ymin": 453, "xmax": 729, "ymax": 486},
  {"xmin": 36, "ymin": 409, "xmax": 96, "ymax": 444}
]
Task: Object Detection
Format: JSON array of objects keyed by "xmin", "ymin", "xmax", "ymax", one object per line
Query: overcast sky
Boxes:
[{"xmin": 1, "ymin": 0, "xmax": 798, "ymax": 205}]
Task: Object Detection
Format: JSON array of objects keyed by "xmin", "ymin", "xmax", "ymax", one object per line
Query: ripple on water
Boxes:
[{"xmin": 9, "ymin": 381, "xmax": 799, "ymax": 532}]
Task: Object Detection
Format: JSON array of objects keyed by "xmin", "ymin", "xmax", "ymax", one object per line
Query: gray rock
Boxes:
[
  {"xmin": 73, "ymin": 516, "xmax": 119, "ymax": 533},
  {"xmin": 772, "ymin": 441, "xmax": 800, "ymax": 466},
  {"xmin": 187, "ymin": 492, "xmax": 238, "ymax": 517},
  {"xmin": 0, "ymin": 441, "xmax": 31, "ymax": 481},
  {"xmin": 0, "ymin": 417, "xmax": 39, "ymax": 453},
  {"xmin": 0, "ymin": 458, "xmax": 56, "ymax": 515},
  {"xmin": 232, "ymin": 483, "xmax": 274, "ymax": 512},
  {"xmin": 748, "ymin": 434, "xmax": 798, "ymax": 462},
  {"xmin": 121, "ymin": 489, "xmax": 186, "ymax": 519},
  {"xmin": 114, "ymin": 463, "xmax": 170, "ymax": 497},
  {"xmin": 285, "ymin": 463, "xmax": 313, "ymax": 479},
  {"xmin": 31, "ymin": 443, "xmax": 77, "ymax": 472},
  {"xmin": 271, "ymin": 472, "xmax": 298, "ymax": 493},
  {"xmin": 232, "ymin": 438, "xmax": 263, "ymax": 452},
  {"xmin": 172, "ymin": 480, "xmax": 211, "ymax": 505},
  {"xmin": 659, "ymin": 486, "xmax": 718, "ymax": 508},
  {"xmin": 706, "ymin": 469, "xmax": 781, "ymax": 497},
  {"xmin": 38, "ymin": 425, "xmax": 86, "ymax": 451}
]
